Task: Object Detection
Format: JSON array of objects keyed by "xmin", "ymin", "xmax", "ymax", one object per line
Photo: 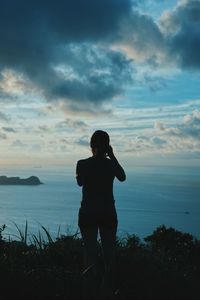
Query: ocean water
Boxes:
[{"xmin": 0, "ymin": 166, "xmax": 200, "ymax": 241}]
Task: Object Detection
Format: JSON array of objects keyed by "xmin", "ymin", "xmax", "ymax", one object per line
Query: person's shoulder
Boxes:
[{"xmin": 77, "ymin": 157, "xmax": 92, "ymax": 166}]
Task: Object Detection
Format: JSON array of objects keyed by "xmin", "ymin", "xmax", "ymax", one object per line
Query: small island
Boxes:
[{"xmin": 0, "ymin": 175, "xmax": 43, "ymax": 185}]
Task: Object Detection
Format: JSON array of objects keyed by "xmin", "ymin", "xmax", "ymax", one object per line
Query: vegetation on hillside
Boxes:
[{"xmin": 0, "ymin": 224, "xmax": 199, "ymax": 300}]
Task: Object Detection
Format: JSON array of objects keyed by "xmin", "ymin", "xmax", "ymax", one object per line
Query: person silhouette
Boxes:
[{"xmin": 76, "ymin": 130, "xmax": 126, "ymax": 299}]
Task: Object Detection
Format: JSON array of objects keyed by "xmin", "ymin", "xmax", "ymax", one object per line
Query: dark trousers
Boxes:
[{"xmin": 79, "ymin": 206, "xmax": 118, "ymax": 299}]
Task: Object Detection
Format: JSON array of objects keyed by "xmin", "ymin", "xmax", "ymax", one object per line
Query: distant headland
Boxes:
[{"xmin": 0, "ymin": 176, "xmax": 43, "ymax": 185}]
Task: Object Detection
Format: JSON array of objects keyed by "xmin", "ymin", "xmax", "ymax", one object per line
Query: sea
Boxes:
[{"xmin": 0, "ymin": 166, "xmax": 200, "ymax": 241}]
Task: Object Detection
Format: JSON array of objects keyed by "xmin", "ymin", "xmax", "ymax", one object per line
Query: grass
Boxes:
[{"xmin": 0, "ymin": 224, "xmax": 200, "ymax": 300}]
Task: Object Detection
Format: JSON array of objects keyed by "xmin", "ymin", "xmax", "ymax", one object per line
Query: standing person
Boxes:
[{"xmin": 76, "ymin": 130, "xmax": 126, "ymax": 299}]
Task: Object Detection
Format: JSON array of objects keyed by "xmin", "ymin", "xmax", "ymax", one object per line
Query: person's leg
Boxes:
[
  {"xmin": 80, "ymin": 225, "xmax": 98, "ymax": 270},
  {"xmin": 99, "ymin": 223, "xmax": 117, "ymax": 270},
  {"xmin": 99, "ymin": 222, "xmax": 118, "ymax": 299},
  {"xmin": 99, "ymin": 206, "xmax": 118, "ymax": 270},
  {"xmin": 80, "ymin": 225, "xmax": 99, "ymax": 300}
]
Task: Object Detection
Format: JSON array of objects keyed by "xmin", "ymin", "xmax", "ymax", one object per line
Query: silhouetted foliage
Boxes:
[{"xmin": 0, "ymin": 225, "xmax": 200, "ymax": 300}]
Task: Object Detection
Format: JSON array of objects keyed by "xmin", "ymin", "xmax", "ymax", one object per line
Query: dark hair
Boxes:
[{"xmin": 90, "ymin": 130, "xmax": 110, "ymax": 156}]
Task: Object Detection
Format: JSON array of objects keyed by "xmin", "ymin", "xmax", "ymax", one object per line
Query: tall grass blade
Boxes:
[
  {"xmin": 13, "ymin": 221, "xmax": 28, "ymax": 244},
  {"xmin": 41, "ymin": 225, "xmax": 54, "ymax": 243},
  {"xmin": 38, "ymin": 230, "xmax": 43, "ymax": 247},
  {"xmin": 13, "ymin": 222, "xmax": 24, "ymax": 242},
  {"xmin": 56, "ymin": 225, "xmax": 61, "ymax": 239},
  {"xmin": 32, "ymin": 234, "xmax": 43, "ymax": 250},
  {"xmin": 24, "ymin": 220, "xmax": 28, "ymax": 245}
]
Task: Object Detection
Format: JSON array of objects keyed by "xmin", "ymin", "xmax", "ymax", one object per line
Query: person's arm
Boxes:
[
  {"xmin": 107, "ymin": 146, "xmax": 126, "ymax": 182},
  {"xmin": 76, "ymin": 160, "xmax": 83, "ymax": 186}
]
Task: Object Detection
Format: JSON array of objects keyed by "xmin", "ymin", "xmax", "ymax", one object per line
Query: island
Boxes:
[{"xmin": 0, "ymin": 176, "xmax": 43, "ymax": 185}]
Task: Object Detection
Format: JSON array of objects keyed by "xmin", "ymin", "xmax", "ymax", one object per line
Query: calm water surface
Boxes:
[{"xmin": 0, "ymin": 166, "xmax": 199, "ymax": 240}]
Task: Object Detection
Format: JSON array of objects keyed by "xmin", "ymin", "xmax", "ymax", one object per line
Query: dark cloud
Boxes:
[
  {"xmin": 0, "ymin": 0, "xmax": 199, "ymax": 110},
  {"xmin": 161, "ymin": 0, "xmax": 200, "ymax": 69},
  {"xmin": 45, "ymin": 45, "xmax": 133, "ymax": 104},
  {"xmin": 119, "ymin": 10, "xmax": 165, "ymax": 58},
  {"xmin": 118, "ymin": 0, "xmax": 200, "ymax": 72},
  {"xmin": 0, "ymin": 0, "xmax": 133, "ymax": 108},
  {"xmin": 0, "ymin": 0, "xmax": 131, "ymax": 46}
]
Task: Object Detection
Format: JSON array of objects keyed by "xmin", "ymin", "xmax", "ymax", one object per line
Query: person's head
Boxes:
[{"xmin": 90, "ymin": 130, "xmax": 110, "ymax": 157}]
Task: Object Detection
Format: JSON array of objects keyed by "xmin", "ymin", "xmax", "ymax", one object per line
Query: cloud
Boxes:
[
  {"xmin": 0, "ymin": 132, "xmax": 7, "ymax": 140},
  {"xmin": 152, "ymin": 136, "xmax": 167, "ymax": 145},
  {"xmin": 0, "ymin": 0, "xmax": 173, "ymax": 110},
  {"xmin": 0, "ymin": 111, "xmax": 9, "ymax": 122},
  {"xmin": 31, "ymin": 144, "xmax": 42, "ymax": 152},
  {"xmin": 0, "ymin": 69, "xmax": 31, "ymax": 97},
  {"xmin": 144, "ymin": 109, "xmax": 200, "ymax": 155},
  {"xmin": 38, "ymin": 125, "xmax": 49, "ymax": 132},
  {"xmin": 142, "ymin": 73, "xmax": 168, "ymax": 92},
  {"xmin": 160, "ymin": 0, "xmax": 200, "ymax": 69},
  {"xmin": 76, "ymin": 135, "xmax": 90, "ymax": 147},
  {"xmin": 0, "ymin": 0, "xmax": 134, "ymax": 109},
  {"xmin": 46, "ymin": 45, "xmax": 133, "ymax": 104},
  {"xmin": 184, "ymin": 109, "xmax": 200, "ymax": 125},
  {"xmin": 11, "ymin": 139, "xmax": 27, "ymax": 148},
  {"xmin": 181, "ymin": 109, "xmax": 200, "ymax": 139},
  {"xmin": 117, "ymin": 10, "xmax": 165, "ymax": 63},
  {"xmin": 155, "ymin": 109, "xmax": 200, "ymax": 140},
  {"xmin": 118, "ymin": 0, "xmax": 200, "ymax": 72},
  {"xmin": 2, "ymin": 127, "xmax": 16, "ymax": 133},
  {"xmin": 56, "ymin": 118, "xmax": 88, "ymax": 130},
  {"xmin": 122, "ymin": 108, "xmax": 200, "ymax": 156},
  {"xmin": 60, "ymin": 101, "xmax": 113, "ymax": 115},
  {"xmin": 0, "ymin": 0, "xmax": 199, "ymax": 113},
  {"xmin": 0, "ymin": 0, "xmax": 132, "ymax": 46}
]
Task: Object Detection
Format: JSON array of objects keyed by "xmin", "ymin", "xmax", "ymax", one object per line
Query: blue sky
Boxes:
[{"xmin": 0, "ymin": 0, "xmax": 200, "ymax": 168}]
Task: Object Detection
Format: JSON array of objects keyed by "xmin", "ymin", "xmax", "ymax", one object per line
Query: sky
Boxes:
[{"xmin": 0, "ymin": 0, "xmax": 200, "ymax": 169}]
